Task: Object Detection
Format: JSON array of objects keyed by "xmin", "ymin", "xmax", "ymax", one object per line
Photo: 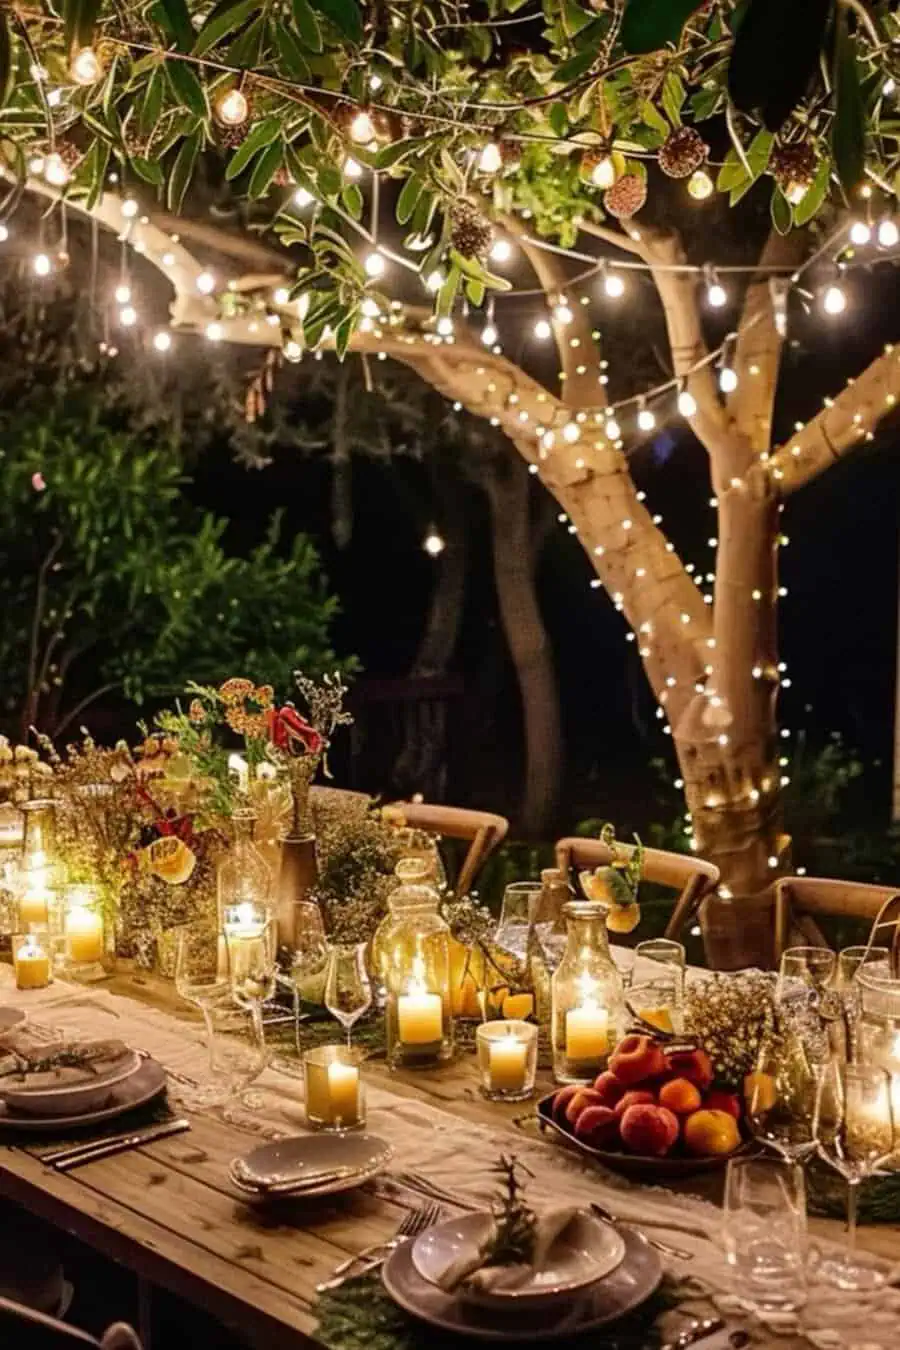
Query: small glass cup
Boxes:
[
  {"xmin": 723, "ymin": 1156, "xmax": 807, "ymax": 1314},
  {"xmin": 493, "ymin": 882, "xmax": 541, "ymax": 962},
  {"xmin": 476, "ymin": 1020, "xmax": 538, "ymax": 1102},
  {"xmin": 627, "ymin": 974, "xmax": 682, "ymax": 1035},
  {"xmin": 633, "ymin": 938, "xmax": 686, "ymax": 990},
  {"xmin": 777, "ymin": 946, "xmax": 836, "ymax": 999},
  {"xmin": 13, "ymin": 931, "xmax": 52, "ymax": 990},
  {"xmin": 303, "ymin": 1044, "xmax": 366, "ymax": 1131}
]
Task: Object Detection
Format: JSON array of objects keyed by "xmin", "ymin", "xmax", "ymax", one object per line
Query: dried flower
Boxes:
[{"xmin": 684, "ymin": 970, "xmax": 779, "ymax": 1087}]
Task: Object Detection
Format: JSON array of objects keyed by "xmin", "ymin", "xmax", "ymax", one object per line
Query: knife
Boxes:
[{"xmin": 49, "ymin": 1119, "xmax": 191, "ymax": 1171}]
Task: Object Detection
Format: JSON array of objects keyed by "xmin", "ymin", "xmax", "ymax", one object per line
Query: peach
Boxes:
[
  {"xmin": 552, "ymin": 1085, "xmax": 581, "ymax": 1126},
  {"xmin": 614, "ymin": 1089, "xmax": 656, "ymax": 1118},
  {"xmin": 619, "ymin": 1103, "xmax": 680, "ymax": 1157},
  {"xmin": 658, "ymin": 1077, "xmax": 702, "ymax": 1116},
  {"xmin": 664, "ymin": 1046, "xmax": 714, "ymax": 1092},
  {"xmin": 565, "ymin": 1087, "xmax": 605, "ymax": 1128},
  {"xmin": 592, "ymin": 1070, "xmax": 626, "ymax": 1109},
  {"xmin": 574, "ymin": 1104, "xmax": 620, "ymax": 1148},
  {"xmin": 705, "ymin": 1089, "xmax": 741, "ymax": 1120},
  {"xmin": 682, "ymin": 1109, "xmax": 741, "ymax": 1157},
  {"xmin": 609, "ymin": 1034, "xmax": 668, "ymax": 1085}
]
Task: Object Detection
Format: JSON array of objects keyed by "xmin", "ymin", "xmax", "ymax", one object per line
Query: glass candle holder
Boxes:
[
  {"xmin": 17, "ymin": 799, "xmax": 60, "ymax": 930},
  {"xmin": 13, "ymin": 930, "xmax": 52, "ymax": 990},
  {"xmin": 380, "ymin": 861, "xmax": 454, "ymax": 1069},
  {"xmin": 64, "ymin": 884, "xmax": 106, "ymax": 979},
  {"xmin": 551, "ymin": 901, "xmax": 624, "ymax": 1084},
  {"xmin": 303, "ymin": 1044, "xmax": 366, "ymax": 1131},
  {"xmin": 476, "ymin": 1020, "xmax": 538, "ymax": 1102}
]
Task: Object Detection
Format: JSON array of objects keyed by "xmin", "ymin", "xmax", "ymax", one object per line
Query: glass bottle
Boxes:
[
  {"xmin": 528, "ymin": 867, "xmax": 572, "ymax": 1022},
  {"xmin": 217, "ymin": 808, "xmax": 273, "ymax": 930},
  {"xmin": 551, "ymin": 900, "xmax": 624, "ymax": 1084},
  {"xmin": 379, "ymin": 859, "xmax": 454, "ymax": 1068}
]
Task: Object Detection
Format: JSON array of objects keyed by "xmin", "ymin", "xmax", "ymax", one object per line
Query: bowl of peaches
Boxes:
[{"xmin": 538, "ymin": 1033, "xmax": 748, "ymax": 1178}]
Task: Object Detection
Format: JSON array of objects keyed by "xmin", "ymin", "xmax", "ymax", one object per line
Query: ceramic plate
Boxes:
[
  {"xmin": 383, "ymin": 1224, "xmax": 662, "ymax": 1342},
  {"xmin": 412, "ymin": 1209, "xmax": 625, "ymax": 1307},
  {"xmin": 1, "ymin": 1048, "xmax": 143, "ymax": 1118},
  {"xmin": 0, "ymin": 1007, "xmax": 26, "ymax": 1032},
  {"xmin": 231, "ymin": 1132, "xmax": 392, "ymax": 1200},
  {"xmin": 0, "ymin": 1058, "xmax": 167, "ymax": 1134}
]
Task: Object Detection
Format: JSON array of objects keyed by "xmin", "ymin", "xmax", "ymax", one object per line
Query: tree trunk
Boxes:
[{"xmin": 483, "ymin": 453, "xmax": 562, "ymax": 836}]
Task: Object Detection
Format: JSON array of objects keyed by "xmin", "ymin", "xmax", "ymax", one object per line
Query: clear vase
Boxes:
[
  {"xmin": 551, "ymin": 901, "xmax": 624, "ymax": 1083},
  {"xmin": 378, "ymin": 860, "xmax": 454, "ymax": 1069},
  {"xmin": 217, "ymin": 808, "xmax": 273, "ymax": 929}
]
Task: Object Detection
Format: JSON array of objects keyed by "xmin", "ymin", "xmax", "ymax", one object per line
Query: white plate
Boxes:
[
  {"xmin": 231, "ymin": 1132, "xmax": 392, "ymax": 1200},
  {"xmin": 1, "ymin": 1048, "xmax": 142, "ymax": 1118},
  {"xmin": 412, "ymin": 1209, "xmax": 625, "ymax": 1308},
  {"xmin": 383, "ymin": 1224, "xmax": 662, "ymax": 1342},
  {"xmin": 0, "ymin": 1058, "xmax": 167, "ymax": 1134}
]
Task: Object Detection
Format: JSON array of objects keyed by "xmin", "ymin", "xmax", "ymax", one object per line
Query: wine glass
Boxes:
[
  {"xmin": 722, "ymin": 1156, "xmax": 808, "ymax": 1315},
  {"xmin": 814, "ymin": 1060, "xmax": 895, "ymax": 1290},
  {"xmin": 627, "ymin": 972, "xmax": 682, "ymax": 1035},
  {"xmin": 175, "ymin": 922, "xmax": 235, "ymax": 1107},
  {"xmin": 324, "ymin": 942, "xmax": 372, "ymax": 1045},
  {"xmin": 778, "ymin": 946, "xmax": 836, "ymax": 1066},
  {"xmin": 835, "ymin": 946, "xmax": 891, "ymax": 1060},
  {"xmin": 633, "ymin": 938, "xmax": 686, "ymax": 993},
  {"xmin": 207, "ymin": 1003, "xmax": 271, "ymax": 1108},
  {"xmin": 777, "ymin": 946, "xmax": 836, "ymax": 1000},
  {"xmin": 226, "ymin": 915, "xmax": 277, "ymax": 1048},
  {"xmin": 746, "ymin": 1037, "xmax": 820, "ymax": 1163},
  {"xmin": 288, "ymin": 901, "xmax": 329, "ymax": 1054},
  {"xmin": 494, "ymin": 883, "xmax": 540, "ymax": 963}
]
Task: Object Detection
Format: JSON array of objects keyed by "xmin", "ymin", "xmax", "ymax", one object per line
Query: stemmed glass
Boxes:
[
  {"xmin": 835, "ymin": 945, "xmax": 890, "ymax": 1059},
  {"xmin": 226, "ymin": 915, "xmax": 278, "ymax": 1047},
  {"xmin": 777, "ymin": 946, "xmax": 836, "ymax": 1000},
  {"xmin": 722, "ymin": 1156, "xmax": 808, "ymax": 1315},
  {"xmin": 633, "ymin": 938, "xmax": 686, "ymax": 991},
  {"xmin": 288, "ymin": 901, "xmax": 330, "ymax": 1053},
  {"xmin": 777, "ymin": 946, "xmax": 837, "ymax": 1065},
  {"xmin": 324, "ymin": 942, "xmax": 372, "ymax": 1046},
  {"xmin": 814, "ymin": 1060, "xmax": 895, "ymax": 1290},
  {"xmin": 746, "ymin": 1037, "xmax": 820, "ymax": 1163},
  {"xmin": 494, "ymin": 882, "xmax": 540, "ymax": 963}
]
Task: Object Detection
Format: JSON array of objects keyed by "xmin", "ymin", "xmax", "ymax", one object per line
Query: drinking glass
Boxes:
[
  {"xmin": 814, "ymin": 1060, "xmax": 895, "ymax": 1290},
  {"xmin": 290, "ymin": 902, "xmax": 329, "ymax": 1004},
  {"xmin": 835, "ymin": 946, "xmax": 891, "ymax": 1059},
  {"xmin": 494, "ymin": 882, "xmax": 540, "ymax": 963},
  {"xmin": 176, "ymin": 922, "xmax": 263, "ymax": 1108},
  {"xmin": 627, "ymin": 973, "xmax": 682, "ymax": 1035},
  {"xmin": 226, "ymin": 916, "xmax": 277, "ymax": 1047},
  {"xmin": 777, "ymin": 946, "xmax": 836, "ymax": 999},
  {"xmin": 324, "ymin": 942, "xmax": 372, "ymax": 1045},
  {"xmin": 746, "ymin": 1037, "xmax": 819, "ymax": 1163},
  {"xmin": 723, "ymin": 1156, "xmax": 807, "ymax": 1314},
  {"xmin": 633, "ymin": 938, "xmax": 686, "ymax": 992},
  {"xmin": 207, "ymin": 1003, "xmax": 271, "ymax": 1108}
]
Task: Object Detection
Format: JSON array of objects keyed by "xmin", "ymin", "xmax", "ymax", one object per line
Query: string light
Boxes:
[
  {"xmin": 436, "ymin": 316, "xmax": 454, "ymax": 336},
  {"xmin": 214, "ymin": 86, "xmax": 249, "ymax": 127},
  {"xmin": 119, "ymin": 306, "xmax": 137, "ymax": 326},
  {"xmin": 196, "ymin": 271, "xmax": 216, "ymax": 294},
  {"xmin": 205, "ymin": 321, "xmax": 223, "ymax": 341},
  {"xmin": 533, "ymin": 318, "xmax": 552, "ymax": 340},
  {"xmin": 477, "ymin": 142, "xmax": 502, "ymax": 175},
  {"xmin": 43, "ymin": 154, "xmax": 69, "ymax": 187},
  {"xmin": 605, "ymin": 416, "xmax": 621, "ymax": 440},
  {"xmin": 364, "ymin": 250, "xmax": 386, "ymax": 278},
  {"xmin": 602, "ymin": 265, "xmax": 625, "ymax": 299},
  {"xmin": 283, "ymin": 338, "xmax": 303, "ymax": 361},
  {"xmin": 877, "ymin": 218, "xmax": 899, "ymax": 249},
  {"xmin": 0, "ymin": 224, "xmax": 8, "ymax": 243},
  {"xmin": 273, "ymin": 286, "xmax": 290, "ymax": 305},
  {"xmin": 152, "ymin": 330, "xmax": 172, "ymax": 352},
  {"xmin": 718, "ymin": 364, "xmax": 738, "ymax": 393},
  {"xmin": 562, "ymin": 421, "xmax": 580, "ymax": 443},
  {"xmin": 423, "ymin": 529, "xmax": 445, "ymax": 556},
  {"xmin": 114, "ymin": 283, "xmax": 131, "ymax": 305},
  {"xmin": 489, "ymin": 237, "xmax": 513, "ymax": 263},
  {"xmin": 344, "ymin": 157, "xmax": 363, "ymax": 179},
  {"xmin": 121, "ymin": 198, "xmax": 138, "ymax": 219},
  {"xmin": 33, "ymin": 252, "xmax": 51, "ymax": 276},
  {"xmin": 687, "ymin": 169, "xmax": 714, "ymax": 200},
  {"xmin": 822, "ymin": 282, "xmax": 846, "ymax": 315},
  {"xmin": 360, "ymin": 298, "xmax": 380, "ymax": 318},
  {"xmin": 637, "ymin": 404, "xmax": 656, "ymax": 432},
  {"xmin": 705, "ymin": 267, "xmax": 727, "ymax": 308},
  {"xmin": 677, "ymin": 387, "xmax": 697, "ymax": 417},
  {"xmin": 849, "ymin": 220, "xmax": 872, "ymax": 246},
  {"xmin": 425, "ymin": 270, "xmax": 444, "ymax": 292},
  {"xmin": 553, "ymin": 300, "xmax": 573, "ymax": 325},
  {"xmin": 70, "ymin": 46, "xmax": 103, "ymax": 84},
  {"xmin": 349, "ymin": 109, "xmax": 376, "ymax": 144},
  {"xmin": 293, "ymin": 187, "xmax": 313, "ymax": 207}
]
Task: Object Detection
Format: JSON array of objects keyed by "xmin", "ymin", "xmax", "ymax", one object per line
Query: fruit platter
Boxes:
[{"xmin": 537, "ymin": 1032, "xmax": 749, "ymax": 1178}]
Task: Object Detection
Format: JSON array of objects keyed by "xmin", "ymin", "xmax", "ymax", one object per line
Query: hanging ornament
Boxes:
[
  {"xmin": 450, "ymin": 203, "xmax": 493, "ymax": 259},
  {"xmin": 214, "ymin": 85, "xmax": 250, "ymax": 129},
  {"xmin": 770, "ymin": 141, "xmax": 817, "ymax": 206},
  {"xmin": 658, "ymin": 127, "xmax": 709, "ymax": 179},
  {"xmin": 602, "ymin": 173, "xmax": 647, "ymax": 220},
  {"xmin": 687, "ymin": 169, "xmax": 714, "ymax": 200}
]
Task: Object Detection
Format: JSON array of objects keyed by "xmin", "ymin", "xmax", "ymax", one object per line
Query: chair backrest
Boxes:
[
  {"xmin": 773, "ymin": 875, "xmax": 900, "ymax": 962},
  {"xmin": 389, "ymin": 802, "xmax": 510, "ymax": 897},
  {"xmin": 554, "ymin": 836, "xmax": 720, "ymax": 941},
  {"xmin": 0, "ymin": 1298, "xmax": 143, "ymax": 1348}
]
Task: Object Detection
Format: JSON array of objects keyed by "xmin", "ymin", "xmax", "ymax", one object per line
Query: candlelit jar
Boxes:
[
  {"xmin": 63, "ymin": 884, "xmax": 106, "ymax": 980},
  {"xmin": 17, "ymin": 799, "xmax": 61, "ymax": 932},
  {"xmin": 371, "ymin": 858, "xmax": 439, "ymax": 994},
  {"xmin": 551, "ymin": 900, "xmax": 624, "ymax": 1084},
  {"xmin": 476, "ymin": 1020, "xmax": 538, "ymax": 1102},
  {"xmin": 380, "ymin": 860, "xmax": 454, "ymax": 1069},
  {"xmin": 217, "ymin": 808, "xmax": 274, "ymax": 927},
  {"xmin": 303, "ymin": 1044, "xmax": 366, "ymax": 1131},
  {"xmin": 13, "ymin": 930, "xmax": 52, "ymax": 990}
]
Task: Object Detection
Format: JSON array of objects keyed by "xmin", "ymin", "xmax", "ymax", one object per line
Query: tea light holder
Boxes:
[
  {"xmin": 303, "ymin": 1044, "xmax": 365, "ymax": 1131},
  {"xmin": 13, "ymin": 930, "xmax": 52, "ymax": 990},
  {"xmin": 475, "ymin": 1020, "xmax": 538, "ymax": 1102},
  {"xmin": 64, "ymin": 884, "xmax": 106, "ymax": 980}
]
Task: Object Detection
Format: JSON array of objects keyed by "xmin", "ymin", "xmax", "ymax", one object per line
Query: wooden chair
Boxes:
[
  {"xmin": 554, "ymin": 836, "xmax": 720, "ymax": 942},
  {"xmin": 773, "ymin": 875, "xmax": 900, "ymax": 962},
  {"xmin": 0, "ymin": 1296, "xmax": 141, "ymax": 1347},
  {"xmin": 389, "ymin": 802, "xmax": 509, "ymax": 897}
]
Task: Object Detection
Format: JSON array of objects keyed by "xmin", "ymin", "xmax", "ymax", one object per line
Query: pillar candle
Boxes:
[
  {"xmin": 565, "ymin": 1000, "xmax": 609, "ymax": 1061},
  {"xmin": 66, "ymin": 904, "xmax": 104, "ymax": 963},
  {"xmin": 398, "ymin": 988, "xmax": 443, "ymax": 1044},
  {"xmin": 488, "ymin": 1035, "xmax": 528, "ymax": 1093}
]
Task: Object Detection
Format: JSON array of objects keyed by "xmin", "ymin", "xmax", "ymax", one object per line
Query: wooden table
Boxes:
[{"xmin": 0, "ymin": 987, "xmax": 898, "ymax": 1349}]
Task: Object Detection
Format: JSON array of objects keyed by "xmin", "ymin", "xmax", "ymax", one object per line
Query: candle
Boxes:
[
  {"xmin": 566, "ymin": 973, "xmax": 609, "ymax": 1062},
  {"xmin": 488, "ymin": 1034, "xmax": 528, "ymax": 1093},
  {"xmin": 398, "ymin": 957, "xmax": 443, "ymax": 1044},
  {"xmin": 326, "ymin": 1060, "xmax": 360, "ymax": 1125},
  {"xmin": 304, "ymin": 1051, "xmax": 364, "ymax": 1129},
  {"xmin": 19, "ymin": 851, "xmax": 50, "ymax": 926},
  {"xmin": 66, "ymin": 903, "xmax": 104, "ymax": 964},
  {"xmin": 14, "ymin": 936, "xmax": 50, "ymax": 990}
]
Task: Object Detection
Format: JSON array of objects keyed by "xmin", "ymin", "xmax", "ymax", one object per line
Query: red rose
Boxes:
[{"xmin": 266, "ymin": 705, "xmax": 324, "ymax": 757}]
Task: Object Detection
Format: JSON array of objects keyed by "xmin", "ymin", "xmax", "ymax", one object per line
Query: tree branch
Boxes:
[
  {"xmin": 24, "ymin": 531, "xmax": 63, "ymax": 732},
  {"xmin": 768, "ymin": 344, "xmax": 900, "ymax": 493},
  {"xmin": 52, "ymin": 683, "xmax": 120, "ymax": 739},
  {"xmin": 576, "ymin": 218, "xmax": 648, "ymax": 258}
]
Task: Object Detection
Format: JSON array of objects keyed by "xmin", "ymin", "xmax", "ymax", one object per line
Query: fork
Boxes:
[{"xmin": 316, "ymin": 1201, "xmax": 441, "ymax": 1293}]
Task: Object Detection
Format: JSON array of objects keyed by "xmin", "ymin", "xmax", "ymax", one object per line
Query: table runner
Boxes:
[{"xmin": 1, "ymin": 968, "xmax": 899, "ymax": 1349}]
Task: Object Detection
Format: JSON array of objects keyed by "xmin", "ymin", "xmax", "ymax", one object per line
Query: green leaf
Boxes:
[
  {"xmin": 0, "ymin": 12, "xmax": 12, "ymax": 111},
  {"xmin": 64, "ymin": 0, "xmax": 102, "ymax": 52},
  {"xmin": 167, "ymin": 128, "xmax": 201, "ymax": 211},
  {"xmin": 548, "ymin": 101, "xmax": 569, "ymax": 138},
  {"xmin": 83, "ymin": 138, "xmax": 110, "ymax": 210},
  {"xmin": 465, "ymin": 278, "xmax": 485, "ymax": 307},
  {"xmin": 309, "ymin": 0, "xmax": 363, "ymax": 43},
  {"xmin": 156, "ymin": 0, "xmax": 195, "ymax": 52},
  {"xmin": 435, "ymin": 264, "xmax": 461, "ymax": 319},
  {"xmin": 770, "ymin": 185, "xmax": 792, "ymax": 235},
  {"xmin": 317, "ymin": 162, "xmax": 342, "ymax": 196},
  {"xmin": 165, "ymin": 60, "xmax": 210, "ymax": 120},
  {"xmin": 225, "ymin": 116, "xmax": 281, "ymax": 179},
  {"xmin": 137, "ymin": 68, "xmax": 165, "ymax": 138},
  {"xmin": 620, "ymin": 0, "xmax": 702, "ymax": 54},
  {"xmin": 292, "ymin": 0, "xmax": 323, "ymax": 52},
  {"xmin": 375, "ymin": 137, "xmax": 425, "ymax": 171},
  {"xmin": 274, "ymin": 23, "xmax": 312, "ymax": 80},
  {"xmin": 396, "ymin": 172, "xmax": 423, "ymax": 225},
  {"xmin": 248, "ymin": 138, "xmax": 283, "ymax": 198},
  {"xmin": 661, "ymin": 72, "xmax": 686, "ymax": 127},
  {"xmin": 640, "ymin": 99, "xmax": 669, "ymax": 138},
  {"xmin": 193, "ymin": 0, "xmax": 259, "ymax": 54},
  {"xmin": 333, "ymin": 312, "xmax": 355, "ymax": 359},
  {"xmin": 793, "ymin": 154, "xmax": 830, "ymax": 225},
  {"xmin": 340, "ymin": 182, "xmax": 363, "ymax": 219},
  {"xmin": 131, "ymin": 155, "xmax": 164, "ymax": 185},
  {"xmin": 716, "ymin": 127, "xmax": 773, "ymax": 191},
  {"xmin": 226, "ymin": 15, "xmax": 265, "ymax": 66},
  {"xmin": 552, "ymin": 48, "xmax": 596, "ymax": 86},
  {"xmin": 831, "ymin": 15, "xmax": 866, "ymax": 196}
]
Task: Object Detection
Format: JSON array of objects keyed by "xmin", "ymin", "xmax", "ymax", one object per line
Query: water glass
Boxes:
[
  {"xmin": 777, "ymin": 946, "xmax": 836, "ymax": 999},
  {"xmin": 633, "ymin": 938, "xmax": 685, "ymax": 991},
  {"xmin": 835, "ymin": 945, "xmax": 891, "ymax": 1059},
  {"xmin": 226, "ymin": 916, "xmax": 277, "ymax": 1048},
  {"xmin": 290, "ymin": 901, "xmax": 330, "ymax": 1004},
  {"xmin": 746, "ymin": 1037, "xmax": 819, "ymax": 1163},
  {"xmin": 627, "ymin": 973, "xmax": 682, "ymax": 1035},
  {"xmin": 303, "ymin": 1044, "xmax": 365, "ymax": 1131},
  {"xmin": 324, "ymin": 941, "xmax": 372, "ymax": 1044},
  {"xmin": 475, "ymin": 1020, "xmax": 538, "ymax": 1102},
  {"xmin": 207, "ymin": 1003, "xmax": 271, "ymax": 1108},
  {"xmin": 494, "ymin": 882, "xmax": 540, "ymax": 962},
  {"xmin": 723, "ymin": 1156, "xmax": 807, "ymax": 1314}
]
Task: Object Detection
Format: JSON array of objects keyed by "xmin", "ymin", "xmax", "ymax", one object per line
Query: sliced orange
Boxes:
[
  {"xmin": 606, "ymin": 902, "xmax": 641, "ymax": 934},
  {"xmin": 502, "ymin": 992, "xmax": 535, "ymax": 1021}
]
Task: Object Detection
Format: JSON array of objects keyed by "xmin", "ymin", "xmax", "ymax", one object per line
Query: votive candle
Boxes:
[{"xmin": 14, "ymin": 934, "xmax": 51, "ymax": 989}]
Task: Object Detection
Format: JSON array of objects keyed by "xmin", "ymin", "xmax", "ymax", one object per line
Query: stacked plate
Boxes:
[
  {"xmin": 229, "ymin": 1133, "xmax": 393, "ymax": 1201},
  {"xmin": 381, "ymin": 1209, "xmax": 662, "ymax": 1342}
]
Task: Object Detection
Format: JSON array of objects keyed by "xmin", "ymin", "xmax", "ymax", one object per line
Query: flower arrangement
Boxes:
[
  {"xmin": 683, "ymin": 969, "xmax": 779, "ymax": 1087},
  {"xmin": 0, "ymin": 737, "xmax": 54, "ymax": 803}
]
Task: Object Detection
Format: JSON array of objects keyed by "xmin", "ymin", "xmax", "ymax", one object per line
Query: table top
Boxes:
[{"xmin": 0, "ymin": 975, "xmax": 898, "ymax": 1350}]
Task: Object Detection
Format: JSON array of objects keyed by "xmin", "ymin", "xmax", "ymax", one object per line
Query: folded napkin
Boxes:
[
  {"xmin": 437, "ymin": 1207, "xmax": 582, "ymax": 1295},
  {"xmin": 0, "ymin": 1033, "xmax": 130, "ymax": 1091}
]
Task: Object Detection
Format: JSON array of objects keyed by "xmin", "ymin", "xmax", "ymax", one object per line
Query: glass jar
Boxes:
[
  {"xmin": 551, "ymin": 900, "xmax": 624, "ymax": 1084},
  {"xmin": 217, "ymin": 808, "xmax": 273, "ymax": 929},
  {"xmin": 18, "ymin": 800, "xmax": 62, "ymax": 932},
  {"xmin": 13, "ymin": 930, "xmax": 52, "ymax": 989},
  {"xmin": 476, "ymin": 1020, "xmax": 538, "ymax": 1102},
  {"xmin": 379, "ymin": 859, "xmax": 453, "ymax": 1068},
  {"xmin": 63, "ymin": 883, "xmax": 106, "ymax": 978},
  {"xmin": 0, "ymin": 802, "xmax": 22, "ymax": 935},
  {"xmin": 303, "ymin": 1044, "xmax": 366, "ymax": 1131}
]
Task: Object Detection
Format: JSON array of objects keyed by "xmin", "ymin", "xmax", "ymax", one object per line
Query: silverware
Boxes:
[
  {"xmin": 589, "ymin": 1202, "xmax": 694, "ymax": 1262},
  {"xmin": 47, "ymin": 1119, "xmax": 191, "ymax": 1171},
  {"xmin": 316, "ymin": 1201, "xmax": 441, "ymax": 1293},
  {"xmin": 390, "ymin": 1170, "xmax": 479, "ymax": 1211},
  {"xmin": 661, "ymin": 1317, "xmax": 725, "ymax": 1350}
]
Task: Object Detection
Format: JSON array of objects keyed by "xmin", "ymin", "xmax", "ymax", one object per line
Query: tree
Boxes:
[
  {"xmin": 1, "ymin": 2, "xmax": 899, "ymax": 961},
  {"xmin": 0, "ymin": 360, "xmax": 346, "ymax": 739}
]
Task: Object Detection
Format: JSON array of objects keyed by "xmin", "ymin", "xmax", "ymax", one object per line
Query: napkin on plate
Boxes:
[
  {"xmin": 437, "ymin": 1207, "xmax": 583, "ymax": 1295},
  {"xmin": 0, "ymin": 1031, "xmax": 130, "ymax": 1091}
]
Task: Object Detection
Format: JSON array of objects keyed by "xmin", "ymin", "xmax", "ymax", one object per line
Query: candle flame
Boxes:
[
  {"xmin": 409, "ymin": 953, "xmax": 427, "ymax": 995},
  {"xmin": 576, "ymin": 970, "xmax": 597, "ymax": 1006}
]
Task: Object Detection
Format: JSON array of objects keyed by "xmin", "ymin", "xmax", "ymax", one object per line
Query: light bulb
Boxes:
[
  {"xmin": 481, "ymin": 322, "xmax": 498, "ymax": 347},
  {"xmin": 590, "ymin": 154, "xmax": 617, "ymax": 189},
  {"xmin": 369, "ymin": 74, "xmax": 383, "ymax": 92},
  {"xmin": 283, "ymin": 338, "xmax": 303, "ymax": 362},
  {"xmin": 361, "ymin": 298, "xmax": 380, "ymax": 318},
  {"xmin": 884, "ymin": 77, "xmax": 897, "ymax": 97},
  {"xmin": 849, "ymin": 219, "xmax": 871, "ymax": 246},
  {"xmin": 349, "ymin": 109, "xmax": 376, "ymax": 144},
  {"xmin": 293, "ymin": 187, "xmax": 313, "ymax": 207},
  {"xmin": 877, "ymin": 218, "xmax": 899, "ymax": 248},
  {"xmin": 70, "ymin": 46, "xmax": 103, "ymax": 84},
  {"xmin": 436, "ymin": 316, "xmax": 454, "ymax": 336},
  {"xmin": 114, "ymin": 283, "xmax": 131, "ymax": 305},
  {"xmin": 605, "ymin": 417, "xmax": 621, "ymax": 440},
  {"xmin": 121, "ymin": 197, "xmax": 138, "ymax": 219},
  {"xmin": 273, "ymin": 286, "xmax": 290, "ymax": 305},
  {"xmin": 425, "ymin": 270, "xmax": 443, "ymax": 292},
  {"xmin": 119, "ymin": 306, "xmax": 137, "ymax": 326},
  {"xmin": 822, "ymin": 283, "xmax": 846, "ymax": 315},
  {"xmin": 707, "ymin": 281, "xmax": 727, "ymax": 308},
  {"xmin": 343, "ymin": 156, "xmax": 363, "ymax": 179},
  {"xmin": 215, "ymin": 87, "xmax": 249, "ymax": 127},
  {"xmin": 687, "ymin": 169, "xmax": 714, "ymax": 200},
  {"xmin": 534, "ymin": 318, "xmax": 552, "ymax": 340},
  {"xmin": 477, "ymin": 141, "xmax": 502, "ymax": 175},
  {"xmin": 678, "ymin": 389, "xmax": 697, "ymax": 417},
  {"xmin": 153, "ymin": 330, "xmax": 172, "ymax": 352},
  {"xmin": 161, "ymin": 251, "xmax": 175, "ymax": 267},
  {"xmin": 562, "ymin": 421, "xmax": 580, "ymax": 444},
  {"xmin": 603, "ymin": 270, "xmax": 625, "ymax": 299},
  {"xmin": 553, "ymin": 301, "xmax": 573, "ymax": 325},
  {"xmin": 196, "ymin": 271, "xmax": 216, "ymax": 294},
  {"xmin": 205, "ymin": 321, "xmax": 223, "ymax": 341},
  {"xmin": 33, "ymin": 252, "xmax": 51, "ymax": 276},
  {"xmin": 0, "ymin": 224, "xmax": 8, "ymax": 243},
  {"xmin": 637, "ymin": 407, "xmax": 656, "ymax": 432},
  {"xmin": 718, "ymin": 365, "xmax": 738, "ymax": 393},
  {"xmin": 364, "ymin": 250, "xmax": 386, "ymax": 278},
  {"xmin": 784, "ymin": 180, "xmax": 808, "ymax": 206},
  {"xmin": 43, "ymin": 153, "xmax": 69, "ymax": 187},
  {"xmin": 423, "ymin": 530, "xmax": 445, "ymax": 556},
  {"xmin": 490, "ymin": 237, "xmax": 512, "ymax": 263}
]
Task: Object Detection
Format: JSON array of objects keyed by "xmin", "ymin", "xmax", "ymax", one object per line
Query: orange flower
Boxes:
[
  {"xmin": 188, "ymin": 699, "xmax": 206, "ymax": 724},
  {"xmin": 219, "ymin": 677, "xmax": 254, "ymax": 705},
  {"xmin": 225, "ymin": 706, "xmax": 248, "ymax": 734},
  {"xmin": 243, "ymin": 713, "xmax": 269, "ymax": 739},
  {"xmin": 253, "ymin": 685, "xmax": 274, "ymax": 708}
]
